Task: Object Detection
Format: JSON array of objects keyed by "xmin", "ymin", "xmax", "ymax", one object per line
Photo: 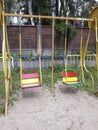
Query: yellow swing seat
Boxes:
[{"xmin": 21, "ymin": 70, "xmax": 42, "ymax": 90}]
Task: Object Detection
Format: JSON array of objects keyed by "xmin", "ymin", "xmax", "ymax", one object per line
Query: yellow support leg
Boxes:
[{"xmin": 5, "ymin": 79, "xmax": 9, "ymax": 116}]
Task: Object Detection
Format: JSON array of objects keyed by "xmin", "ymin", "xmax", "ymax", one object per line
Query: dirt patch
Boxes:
[{"xmin": 0, "ymin": 82, "xmax": 98, "ymax": 130}]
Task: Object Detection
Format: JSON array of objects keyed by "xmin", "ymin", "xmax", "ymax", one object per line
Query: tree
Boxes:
[
  {"xmin": 4, "ymin": 0, "xmax": 15, "ymax": 13},
  {"xmin": 4, "ymin": 0, "xmax": 98, "ymax": 25},
  {"xmin": 27, "ymin": 0, "xmax": 34, "ymax": 25},
  {"xmin": 21, "ymin": 0, "xmax": 52, "ymax": 25}
]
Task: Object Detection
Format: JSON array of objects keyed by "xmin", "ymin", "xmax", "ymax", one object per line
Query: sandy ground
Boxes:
[{"xmin": 0, "ymin": 82, "xmax": 98, "ymax": 130}]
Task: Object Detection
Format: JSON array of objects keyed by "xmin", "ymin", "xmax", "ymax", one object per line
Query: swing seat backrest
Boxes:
[
  {"xmin": 62, "ymin": 71, "xmax": 79, "ymax": 84},
  {"xmin": 21, "ymin": 72, "xmax": 41, "ymax": 89}
]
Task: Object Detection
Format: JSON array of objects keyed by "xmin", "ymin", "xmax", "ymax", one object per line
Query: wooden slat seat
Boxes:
[
  {"xmin": 22, "ymin": 73, "xmax": 39, "ymax": 79},
  {"xmin": 62, "ymin": 71, "xmax": 82, "ymax": 85},
  {"xmin": 21, "ymin": 72, "xmax": 41, "ymax": 90}
]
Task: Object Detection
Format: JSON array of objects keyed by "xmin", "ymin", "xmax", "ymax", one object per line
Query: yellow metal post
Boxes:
[
  {"xmin": 2, "ymin": 9, "xmax": 11, "ymax": 116},
  {"xmin": 80, "ymin": 30, "xmax": 85, "ymax": 82},
  {"xmin": 19, "ymin": 25, "xmax": 22, "ymax": 87},
  {"xmin": 51, "ymin": 18, "xmax": 55, "ymax": 94},
  {"xmin": 38, "ymin": 34, "xmax": 42, "ymax": 85},
  {"xmin": 82, "ymin": 27, "xmax": 94, "ymax": 91},
  {"xmin": 95, "ymin": 18, "xmax": 98, "ymax": 74},
  {"xmin": 94, "ymin": 18, "xmax": 98, "ymax": 87},
  {"xmin": 64, "ymin": 20, "xmax": 67, "ymax": 71},
  {"xmin": 5, "ymin": 26, "xmax": 12, "ymax": 92},
  {"xmin": 37, "ymin": 18, "xmax": 42, "ymax": 85}
]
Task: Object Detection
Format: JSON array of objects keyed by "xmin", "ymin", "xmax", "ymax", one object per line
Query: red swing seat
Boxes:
[{"xmin": 62, "ymin": 70, "xmax": 83, "ymax": 85}]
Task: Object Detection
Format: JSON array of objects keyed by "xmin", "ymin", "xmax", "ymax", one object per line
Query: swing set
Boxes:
[
  {"xmin": 1, "ymin": 0, "xmax": 98, "ymax": 116},
  {"xmin": 19, "ymin": 22, "xmax": 42, "ymax": 90},
  {"xmin": 61, "ymin": 18, "xmax": 93, "ymax": 86}
]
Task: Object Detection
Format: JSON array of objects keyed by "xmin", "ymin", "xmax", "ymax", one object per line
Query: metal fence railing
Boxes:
[
  {"xmin": 66, "ymin": 54, "xmax": 96, "ymax": 66},
  {"xmin": 0, "ymin": 54, "xmax": 96, "ymax": 70},
  {"xmin": 0, "ymin": 56, "xmax": 14, "ymax": 70},
  {"xmin": 13, "ymin": 54, "xmax": 96, "ymax": 69}
]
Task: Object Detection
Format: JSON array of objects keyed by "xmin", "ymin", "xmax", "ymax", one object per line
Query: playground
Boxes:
[{"xmin": 1, "ymin": 0, "xmax": 98, "ymax": 129}]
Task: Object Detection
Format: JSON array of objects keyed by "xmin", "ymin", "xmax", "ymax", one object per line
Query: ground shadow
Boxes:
[
  {"xmin": 59, "ymin": 85, "xmax": 78, "ymax": 94},
  {"xmin": 22, "ymin": 88, "xmax": 41, "ymax": 98}
]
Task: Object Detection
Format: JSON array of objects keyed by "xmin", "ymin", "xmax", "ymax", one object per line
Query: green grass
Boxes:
[
  {"xmin": 0, "ymin": 65, "xmax": 98, "ymax": 114},
  {"xmin": 0, "ymin": 68, "xmax": 20, "ymax": 113},
  {"xmin": 42, "ymin": 65, "xmax": 63, "ymax": 89}
]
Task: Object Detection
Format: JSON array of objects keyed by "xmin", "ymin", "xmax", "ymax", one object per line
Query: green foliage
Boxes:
[
  {"xmin": 42, "ymin": 67, "xmax": 52, "ymax": 89},
  {"xmin": 55, "ymin": 20, "xmax": 77, "ymax": 39},
  {"xmin": 4, "ymin": 0, "xmax": 15, "ymax": 13},
  {"xmin": 76, "ymin": 66, "xmax": 98, "ymax": 94},
  {"xmin": 12, "ymin": 68, "xmax": 20, "ymax": 90},
  {"xmin": 0, "ymin": 72, "xmax": 5, "ymax": 113},
  {"xmin": 55, "ymin": 20, "xmax": 66, "ymax": 36},
  {"xmin": 4, "ymin": 0, "xmax": 98, "ymax": 25},
  {"xmin": 0, "ymin": 72, "xmax": 5, "ymax": 98},
  {"xmin": 42, "ymin": 65, "xmax": 64, "ymax": 89},
  {"xmin": 67, "ymin": 25, "xmax": 77, "ymax": 39}
]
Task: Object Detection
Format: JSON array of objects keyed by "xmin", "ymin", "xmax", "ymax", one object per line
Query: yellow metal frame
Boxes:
[
  {"xmin": 80, "ymin": 26, "xmax": 94, "ymax": 90},
  {"xmin": 89, "ymin": 7, "xmax": 98, "ymax": 87},
  {"xmin": 51, "ymin": 18, "xmax": 55, "ymax": 94},
  {"xmin": 0, "ymin": 0, "xmax": 3, "ymax": 26},
  {"xmin": 19, "ymin": 25, "xmax": 22, "ymax": 87},
  {"xmin": 4, "ymin": 13, "xmax": 94, "ymax": 22},
  {"xmin": 0, "ymin": 1, "xmax": 12, "ymax": 116},
  {"xmin": 38, "ymin": 29, "xmax": 42, "ymax": 85},
  {"xmin": 1, "ymin": 0, "xmax": 98, "ymax": 115}
]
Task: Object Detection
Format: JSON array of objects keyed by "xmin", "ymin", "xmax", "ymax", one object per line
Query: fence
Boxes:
[
  {"xmin": 66, "ymin": 54, "xmax": 96, "ymax": 66},
  {"xmin": 13, "ymin": 54, "xmax": 96, "ymax": 69},
  {"xmin": 0, "ymin": 56, "xmax": 14, "ymax": 70}
]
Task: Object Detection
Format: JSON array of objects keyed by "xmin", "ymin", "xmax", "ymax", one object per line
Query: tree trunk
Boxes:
[{"xmin": 28, "ymin": 0, "xmax": 34, "ymax": 25}]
